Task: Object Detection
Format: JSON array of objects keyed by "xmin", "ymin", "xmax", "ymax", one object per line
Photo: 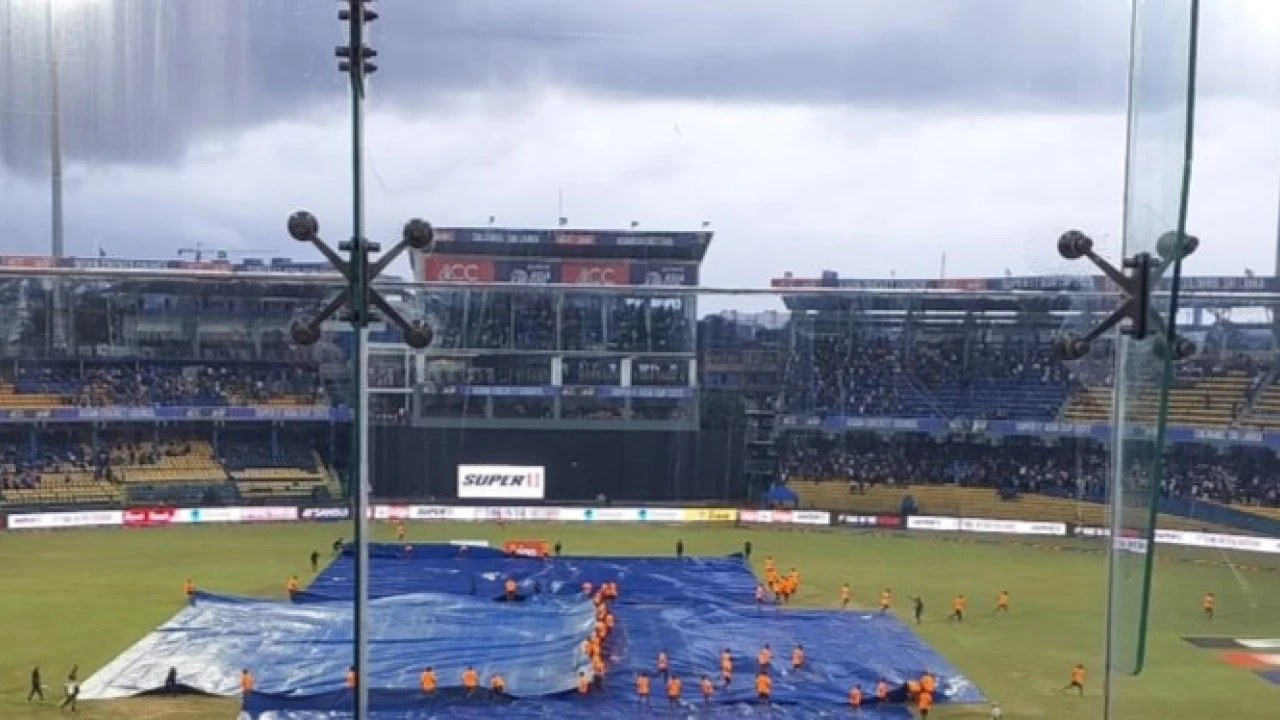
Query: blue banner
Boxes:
[
  {"xmin": 771, "ymin": 273, "xmax": 1279, "ymax": 294},
  {"xmin": 780, "ymin": 414, "xmax": 1280, "ymax": 448},
  {"xmin": 0, "ymin": 405, "xmax": 351, "ymax": 424},
  {"xmin": 432, "ymin": 385, "xmax": 695, "ymax": 399},
  {"xmin": 432, "ymin": 228, "xmax": 711, "ymax": 249}
]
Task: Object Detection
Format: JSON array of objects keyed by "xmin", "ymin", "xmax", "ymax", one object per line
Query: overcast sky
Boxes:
[{"xmin": 2, "ymin": 0, "xmax": 1280, "ymax": 293}]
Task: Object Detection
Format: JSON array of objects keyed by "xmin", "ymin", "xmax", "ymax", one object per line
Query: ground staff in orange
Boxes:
[
  {"xmin": 666, "ymin": 675, "xmax": 682, "ymax": 707},
  {"xmin": 420, "ymin": 667, "xmax": 436, "ymax": 694},
  {"xmin": 636, "ymin": 672, "xmax": 651, "ymax": 707},
  {"xmin": 849, "ymin": 684, "xmax": 863, "ymax": 708},
  {"xmin": 918, "ymin": 690, "xmax": 933, "ymax": 718},
  {"xmin": 754, "ymin": 672, "xmax": 772, "ymax": 705}
]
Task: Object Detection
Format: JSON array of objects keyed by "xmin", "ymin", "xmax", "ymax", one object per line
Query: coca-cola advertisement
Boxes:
[
  {"xmin": 562, "ymin": 260, "xmax": 629, "ymax": 286},
  {"xmin": 421, "ymin": 255, "xmax": 495, "ymax": 283}
]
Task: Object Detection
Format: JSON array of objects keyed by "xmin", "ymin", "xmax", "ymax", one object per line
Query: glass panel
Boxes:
[
  {"xmin": 1106, "ymin": 0, "xmax": 1199, "ymax": 700},
  {"xmin": 0, "ymin": 1, "xmax": 355, "ymax": 718}
]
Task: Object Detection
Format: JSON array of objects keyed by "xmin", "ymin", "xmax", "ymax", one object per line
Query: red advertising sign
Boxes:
[
  {"xmin": 123, "ymin": 507, "xmax": 176, "ymax": 528},
  {"xmin": 421, "ymin": 255, "xmax": 495, "ymax": 283},
  {"xmin": 562, "ymin": 260, "xmax": 628, "ymax": 286},
  {"xmin": 0, "ymin": 255, "xmax": 56, "ymax": 268},
  {"xmin": 503, "ymin": 539, "xmax": 551, "ymax": 558}
]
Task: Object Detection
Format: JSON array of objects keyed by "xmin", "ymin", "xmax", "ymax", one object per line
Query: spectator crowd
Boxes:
[{"xmin": 779, "ymin": 433, "xmax": 1280, "ymax": 508}]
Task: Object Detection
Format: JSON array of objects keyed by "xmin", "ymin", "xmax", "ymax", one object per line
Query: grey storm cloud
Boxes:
[{"xmin": 0, "ymin": 0, "xmax": 1150, "ymax": 175}]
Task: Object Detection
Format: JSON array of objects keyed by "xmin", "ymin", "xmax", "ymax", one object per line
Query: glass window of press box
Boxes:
[{"xmin": 1, "ymin": 2, "xmax": 1279, "ymax": 719}]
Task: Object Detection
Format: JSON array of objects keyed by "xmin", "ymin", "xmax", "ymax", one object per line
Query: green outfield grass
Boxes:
[{"xmin": 1, "ymin": 522, "xmax": 1278, "ymax": 719}]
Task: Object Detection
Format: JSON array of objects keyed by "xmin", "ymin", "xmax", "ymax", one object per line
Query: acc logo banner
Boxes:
[
  {"xmin": 562, "ymin": 261, "xmax": 627, "ymax": 286},
  {"xmin": 422, "ymin": 256, "xmax": 495, "ymax": 283},
  {"xmin": 457, "ymin": 465, "xmax": 546, "ymax": 500}
]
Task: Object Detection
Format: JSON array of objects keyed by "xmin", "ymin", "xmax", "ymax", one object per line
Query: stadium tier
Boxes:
[{"xmin": 2, "ymin": 259, "xmax": 1280, "ymax": 535}]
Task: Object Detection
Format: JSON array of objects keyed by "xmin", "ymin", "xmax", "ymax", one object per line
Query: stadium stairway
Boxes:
[
  {"xmin": 789, "ymin": 481, "xmax": 1243, "ymax": 534},
  {"xmin": 1239, "ymin": 377, "xmax": 1280, "ymax": 430},
  {"xmin": 1060, "ymin": 372, "xmax": 1252, "ymax": 428}
]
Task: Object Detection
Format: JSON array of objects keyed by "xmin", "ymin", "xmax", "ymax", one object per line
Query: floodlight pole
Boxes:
[{"xmin": 283, "ymin": 4, "xmax": 435, "ymax": 718}]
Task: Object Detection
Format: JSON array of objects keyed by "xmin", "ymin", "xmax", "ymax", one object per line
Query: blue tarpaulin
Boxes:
[{"xmin": 81, "ymin": 543, "xmax": 984, "ymax": 719}]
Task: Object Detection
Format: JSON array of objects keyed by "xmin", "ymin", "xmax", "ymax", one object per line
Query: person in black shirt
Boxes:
[
  {"xmin": 332, "ymin": 538, "xmax": 343, "ymax": 555},
  {"xmin": 310, "ymin": 550, "xmax": 320, "ymax": 572},
  {"xmin": 676, "ymin": 539, "xmax": 685, "ymax": 558},
  {"xmin": 28, "ymin": 666, "xmax": 42, "ymax": 701},
  {"xmin": 913, "ymin": 597, "xmax": 925, "ymax": 625},
  {"xmin": 165, "ymin": 667, "xmax": 179, "ymax": 696},
  {"xmin": 554, "ymin": 540, "xmax": 562, "ymax": 557},
  {"xmin": 743, "ymin": 540, "xmax": 753, "ymax": 560}
]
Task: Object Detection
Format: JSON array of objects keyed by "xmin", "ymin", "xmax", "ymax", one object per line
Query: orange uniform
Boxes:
[
  {"xmin": 880, "ymin": 590, "xmax": 892, "ymax": 610},
  {"xmin": 577, "ymin": 673, "xmax": 590, "ymax": 694},
  {"xmin": 504, "ymin": 578, "xmax": 517, "ymax": 596},
  {"xmin": 921, "ymin": 673, "xmax": 936, "ymax": 694},
  {"xmin": 396, "ymin": 522, "xmax": 405, "ymax": 540},
  {"xmin": 239, "ymin": 670, "xmax": 255, "ymax": 694},
  {"xmin": 849, "ymin": 685, "xmax": 863, "ymax": 706},
  {"xmin": 754, "ymin": 673, "xmax": 772, "ymax": 700},
  {"xmin": 183, "ymin": 578, "xmax": 195, "ymax": 596},
  {"xmin": 666, "ymin": 676, "xmax": 682, "ymax": 699},
  {"xmin": 286, "ymin": 576, "xmax": 300, "ymax": 594},
  {"xmin": 918, "ymin": 691, "xmax": 934, "ymax": 713},
  {"xmin": 791, "ymin": 646, "xmax": 804, "ymax": 669},
  {"xmin": 420, "ymin": 669, "xmax": 436, "ymax": 692},
  {"xmin": 637, "ymin": 674, "xmax": 651, "ymax": 697},
  {"xmin": 840, "ymin": 584, "xmax": 851, "ymax": 607},
  {"xmin": 462, "ymin": 667, "xmax": 478, "ymax": 691},
  {"xmin": 720, "ymin": 650, "xmax": 733, "ymax": 681},
  {"xmin": 344, "ymin": 669, "xmax": 357, "ymax": 689},
  {"xmin": 490, "ymin": 675, "xmax": 505, "ymax": 693},
  {"xmin": 997, "ymin": 590, "xmax": 1009, "ymax": 610}
]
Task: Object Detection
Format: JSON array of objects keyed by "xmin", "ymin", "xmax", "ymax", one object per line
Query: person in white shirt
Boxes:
[{"xmin": 990, "ymin": 702, "xmax": 1003, "ymax": 719}]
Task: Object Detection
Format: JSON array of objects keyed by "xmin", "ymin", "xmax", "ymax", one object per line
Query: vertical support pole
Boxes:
[{"xmin": 345, "ymin": 3, "xmax": 371, "ymax": 716}]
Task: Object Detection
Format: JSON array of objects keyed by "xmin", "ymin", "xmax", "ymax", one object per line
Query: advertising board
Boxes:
[
  {"xmin": 301, "ymin": 507, "xmax": 351, "ymax": 521},
  {"xmin": 123, "ymin": 507, "xmax": 176, "ymax": 528},
  {"xmin": 457, "ymin": 465, "xmax": 546, "ymax": 500},
  {"xmin": 173, "ymin": 507, "xmax": 243, "ymax": 524},
  {"xmin": 678, "ymin": 508, "xmax": 739, "ymax": 523},
  {"xmin": 6, "ymin": 510, "xmax": 123, "ymax": 530},
  {"xmin": 237, "ymin": 506, "xmax": 298, "ymax": 523}
]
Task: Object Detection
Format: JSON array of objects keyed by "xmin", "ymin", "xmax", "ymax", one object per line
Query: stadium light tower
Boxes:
[{"xmin": 283, "ymin": 3, "xmax": 434, "ymax": 718}]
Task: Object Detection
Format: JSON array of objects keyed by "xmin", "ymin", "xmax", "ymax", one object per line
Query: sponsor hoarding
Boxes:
[
  {"xmin": 905, "ymin": 516, "xmax": 960, "ymax": 531},
  {"xmin": 740, "ymin": 509, "xmax": 832, "ymax": 526},
  {"xmin": 6, "ymin": 510, "xmax": 123, "ymax": 530},
  {"xmin": 958, "ymin": 518, "xmax": 1066, "ymax": 536},
  {"xmin": 301, "ymin": 507, "xmax": 351, "ymax": 521},
  {"xmin": 838, "ymin": 515, "xmax": 881, "ymax": 527},
  {"xmin": 629, "ymin": 262, "xmax": 699, "ymax": 287},
  {"xmin": 457, "ymin": 465, "xmax": 546, "ymax": 500},
  {"xmin": 421, "ymin": 255, "xmax": 495, "ymax": 283},
  {"xmin": 238, "ymin": 506, "xmax": 299, "ymax": 523},
  {"xmin": 173, "ymin": 507, "xmax": 243, "ymax": 524},
  {"xmin": 373, "ymin": 505, "xmax": 411, "ymax": 520},
  {"xmin": 678, "ymin": 508, "xmax": 739, "ymax": 523},
  {"xmin": 562, "ymin": 260, "xmax": 628, "ymax": 286},
  {"xmin": 409, "ymin": 505, "xmax": 466, "ymax": 521},
  {"xmin": 494, "ymin": 259, "xmax": 558, "ymax": 284},
  {"xmin": 123, "ymin": 507, "xmax": 176, "ymax": 528}
]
